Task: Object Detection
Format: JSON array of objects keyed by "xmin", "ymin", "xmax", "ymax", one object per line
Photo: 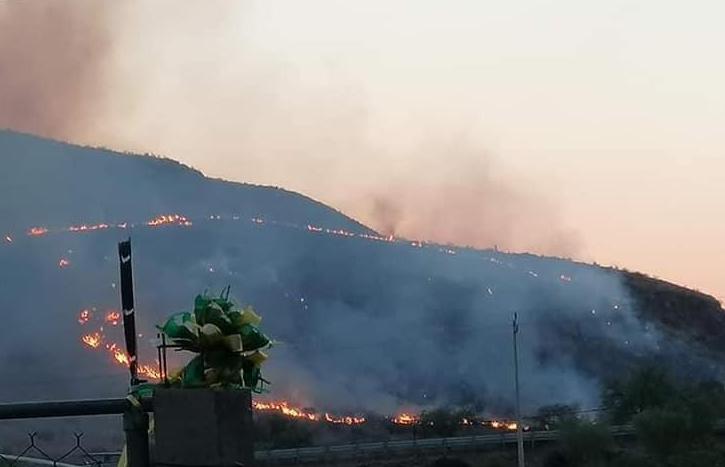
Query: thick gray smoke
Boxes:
[
  {"xmin": 355, "ymin": 142, "xmax": 582, "ymax": 257},
  {"xmin": 0, "ymin": 1, "xmax": 115, "ymax": 140},
  {"xmin": 0, "ymin": 1, "xmax": 581, "ymax": 258},
  {"xmin": 249, "ymin": 250, "xmax": 661, "ymax": 415},
  {"xmin": 190, "ymin": 225, "xmax": 676, "ymax": 416}
]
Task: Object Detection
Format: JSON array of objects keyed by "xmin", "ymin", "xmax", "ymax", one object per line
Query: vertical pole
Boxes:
[
  {"xmin": 513, "ymin": 312, "xmax": 525, "ymax": 467},
  {"xmin": 123, "ymin": 402, "xmax": 150, "ymax": 467},
  {"xmin": 118, "ymin": 239, "xmax": 139, "ymax": 384},
  {"xmin": 161, "ymin": 333, "xmax": 169, "ymax": 386}
]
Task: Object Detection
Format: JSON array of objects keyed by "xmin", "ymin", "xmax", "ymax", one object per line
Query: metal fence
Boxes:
[
  {"xmin": 0, "ymin": 398, "xmax": 152, "ymax": 467},
  {"xmin": 0, "ymin": 432, "xmax": 101, "ymax": 467}
]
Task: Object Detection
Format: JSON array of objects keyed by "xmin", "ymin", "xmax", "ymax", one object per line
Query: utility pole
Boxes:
[{"xmin": 513, "ymin": 312, "xmax": 525, "ymax": 467}]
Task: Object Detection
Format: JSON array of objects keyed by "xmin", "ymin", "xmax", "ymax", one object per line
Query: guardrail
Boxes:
[
  {"xmin": 254, "ymin": 425, "xmax": 636, "ymax": 464},
  {"xmin": 0, "ymin": 399, "xmax": 152, "ymax": 420},
  {"xmin": 88, "ymin": 425, "xmax": 637, "ymax": 466},
  {"xmin": 0, "ymin": 398, "xmax": 153, "ymax": 467}
]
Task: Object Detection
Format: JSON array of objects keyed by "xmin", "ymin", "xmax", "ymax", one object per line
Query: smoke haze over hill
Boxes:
[
  {"xmin": 1, "ymin": 135, "xmax": 723, "ymax": 414},
  {"xmin": 0, "ymin": 1, "xmax": 114, "ymax": 138},
  {"xmin": 0, "ymin": 1, "xmax": 579, "ymax": 259},
  {"xmin": 1, "ymin": 0, "xmax": 723, "ymax": 300},
  {"xmin": 1, "ymin": 132, "xmax": 725, "ymax": 452}
]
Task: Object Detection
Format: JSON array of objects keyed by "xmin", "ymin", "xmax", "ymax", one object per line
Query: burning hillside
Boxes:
[
  {"xmin": 2, "ymin": 131, "xmax": 725, "ymax": 429},
  {"xmin": 2, "ymin": 206, "xmax": 724, "ymax": 415}
]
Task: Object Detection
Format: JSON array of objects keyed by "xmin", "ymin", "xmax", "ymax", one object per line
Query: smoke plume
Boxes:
[
  {"xmin": 0, "ymin": 1, "xmax": 580, "ymax": 257},
  {"xmin": 0, "ymin": 1, "xmax": 116, "ymax": 140}
]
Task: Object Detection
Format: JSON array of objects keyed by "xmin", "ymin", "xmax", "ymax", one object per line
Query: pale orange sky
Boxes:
[{"xmin": 3, "ymin": 1, "xmax": 724, "ymax": 300}]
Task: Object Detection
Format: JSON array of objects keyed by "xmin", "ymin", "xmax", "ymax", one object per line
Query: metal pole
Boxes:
[
  {"xmin": 123, "ymin": 403, "xmax": 150, "ymax": 467},
  {"xmin": 513, "ymin": 312, "xmax": 525, "ymax": 467},
  {"xmin": 118, "ymin": 239, "xmax": 140, "ymax": 384}
]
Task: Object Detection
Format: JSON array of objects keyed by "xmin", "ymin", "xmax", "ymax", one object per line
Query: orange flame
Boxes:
[
  {"xmin": 253, "ymin": 401, "xmax": 319, "ymax": 421},
  {"xmin": 78, "ymin": 309, "xmax": 92, "ymax": 325},
  {"xmin": 105, "ymin": 310, "xmax": 121, "ymax": 326},
  {"xmin": 489, "ymin": 420, "xmax": 518, "ymax": 431},
  {"xmin": 82, "ymin": 332, "xmax": 102, "ymax": 348},
  {"xmin": 104, "ymin": 343, "xmax": 160, "ymax": 379},
  {"xmin": 27, "ymin": 227, "xmax": 48, "ymax": 236},
  {"xmin": 324, "ymin": 413, "xmax": 367, "ymax": 425},
  {"xmin": 112, "ymin": 347, "xmax": 129, "ymax": 365},
  {"xmin": 146, "ymin": 214, "xmax": 192, "ymax": 227},
  {"xmin": 252, "ymin": 401, "xmax": 366, "ymax": 424},
  {"xmin": 138, "ymin": 364, "xmax": 161, "ymax": 379},
  {"xmin": 392, "ymin": 413, "xmax": 419, "ymax": 425},
  {"xmin": 68, "ymin": 223, "xmax": 110, "ymax": 233}
]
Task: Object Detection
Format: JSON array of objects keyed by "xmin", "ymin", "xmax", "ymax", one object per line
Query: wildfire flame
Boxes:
[
  {"xmin": 252, "ymin": 401, "xmax": 366, "ymax": 425},
  {"xmin": 27, "ymin": 227, "xmax": 48, "ymax": 236},
  {"xmin": 253, "ymin": 401, "xmax": 319, "ymax": 421},
  {"xmin": 104, "ymin": 343, "xmax": 160, "ymax": 379},
  {"xmin": 50, "ymin": 212, "xmax": 578, "ymax": 429},
  {"xmin": 68, "ymin": 223, "xmax": 110, "ymax": 233},
  {"xmin": 13, "ymin": 213, "xmax": 495, "ymax": 267},
  {"xmin": 105, "ymin": 310, "xmax": 121, "ymax": 326},
  {"xmin": 78, "ymin": 309, "xmax": 91, "ymax": 325},
  {"xmin": 82, "ymin": 332, "xmax": 102, "ymax": 348},
  {"xmin": 111, "ymin": 346, "xmax": 129, "ymax": 365},
  {"xmin": 324, "ymin": 413, "xmax": 367, "ymax": 425},
  {"xmin": 146, "ymin": 214, "xmax": 192, "ymax": 227},
  {"xmin": 79, "ymin": 326, "xmax": 517, "ymax": 430},
  {"xmin": 392, "ymin": 413, "xmax": 419, "ymax": 425},
  {"xmin": 489, "ymin": 420, "xmax": 518, "ymax": 431}
]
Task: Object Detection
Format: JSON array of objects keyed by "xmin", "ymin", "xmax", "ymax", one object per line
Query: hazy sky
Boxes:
[{"xmin": 1, "ymin": 1, "xmax": 723, "ymax": 300}]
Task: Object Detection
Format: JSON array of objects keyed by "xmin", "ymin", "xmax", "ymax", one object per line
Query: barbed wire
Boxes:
[{"xmin": 0, "ymin": 432, "xmax": 101, "ymax": 467}]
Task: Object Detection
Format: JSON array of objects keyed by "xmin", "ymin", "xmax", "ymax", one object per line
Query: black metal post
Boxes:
[
  {"xmin": 118, "ymin": 239, "xmax": 139, "ymax": 384},
  {"xmin": 123, "ymin": 403, "xmax": 150, "ymax": 467}
]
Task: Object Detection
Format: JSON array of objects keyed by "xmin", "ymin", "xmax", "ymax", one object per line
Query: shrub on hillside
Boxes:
[
  {"xmin": 633, "ymin": 407, "xmax": 711, "ymax": 460},
  {"xmin": 612, "ymin": 451, "xmax": 657, "ymax": 467},
  {"xmin": 542, "ymin": 450, "xmax": 569, "ymax": 467},
  {"xmin": 602, "ymin": 367, "xmax": 677, "ymax": 424},
  {"xmin": 428, "ymin": 457, "xmax": 472, "ymax": 467},
  {"xmin": 480, "ymin": 452, "xmax": 514, "ymax": 467},
  {"xmin": 666, "ymin": 449, "xmax": 725, "ymax": 467},
  {"xmin": 559, "ymin": 420, "xmax": 613, "ymax": 465}
]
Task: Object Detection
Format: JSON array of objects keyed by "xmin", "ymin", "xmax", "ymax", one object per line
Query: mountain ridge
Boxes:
[{"xmin": 0, "ymin": 129, "xmax": 372, "ymax": 235}]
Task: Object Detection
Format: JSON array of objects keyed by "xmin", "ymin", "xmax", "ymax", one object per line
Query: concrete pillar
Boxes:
[{"xmin": 153, "ymin": 388, "xmax": 254, "ymax": 467}]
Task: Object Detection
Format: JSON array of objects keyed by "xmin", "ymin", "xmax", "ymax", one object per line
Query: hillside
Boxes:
[
  {"xmin": 0, "ymin": 131, "xmax": 724, "ymax": 418},
  {"xmin": 0, "ymin": 130, "xmax": 371, "ymax": 233}
]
